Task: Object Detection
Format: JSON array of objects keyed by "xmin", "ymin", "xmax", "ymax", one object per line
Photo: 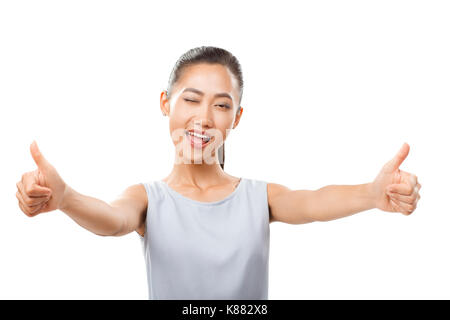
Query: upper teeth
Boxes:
[{"xmin": 187, "ymin": 131, "xmax": 210, "ymax": 140}]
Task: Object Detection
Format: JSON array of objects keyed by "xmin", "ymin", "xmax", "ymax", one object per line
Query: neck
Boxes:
[{"xmin": 164, "ymin": 154, "xmax": 230, "ymax": 188}]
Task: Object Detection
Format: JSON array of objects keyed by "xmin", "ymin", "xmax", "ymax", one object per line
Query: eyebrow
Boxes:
[{"xmin": 182, "ymin": 87, "xmax": 232, "ymax": 100}]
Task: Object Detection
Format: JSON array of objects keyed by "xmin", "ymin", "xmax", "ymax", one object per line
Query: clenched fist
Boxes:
[{"xmin": 16, "ymin": 141, "xmax": 68, "ymax": 217}]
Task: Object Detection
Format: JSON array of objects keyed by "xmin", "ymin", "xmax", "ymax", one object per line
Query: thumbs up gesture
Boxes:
[
  {"xmin": 371, "ymin": 143, "xmax": 421, "ymax": 215},
  {"xmin": 16, "ymin": 141, "xmax": 68, "ymax": 217}
]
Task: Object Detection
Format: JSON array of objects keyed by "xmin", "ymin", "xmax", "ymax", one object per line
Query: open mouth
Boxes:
[{"xmin": 185, "ymin": 130, "xmax": 213, "ymax": 148}]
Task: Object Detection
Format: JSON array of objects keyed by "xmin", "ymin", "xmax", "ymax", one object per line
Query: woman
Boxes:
[{"xmin": 16, "ymin": 46, "xmax": 421, "ymax": 300}]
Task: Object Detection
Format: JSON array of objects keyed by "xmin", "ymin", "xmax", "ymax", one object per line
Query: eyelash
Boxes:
[{"xmin": 184, "ymin": 98, "xmax": 230, "ymax": 109}]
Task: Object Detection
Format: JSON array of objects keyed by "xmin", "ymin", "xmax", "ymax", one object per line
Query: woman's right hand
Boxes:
[{"xmin": 16, "ymin": 141, "xmax": 68, "ymax": 217}]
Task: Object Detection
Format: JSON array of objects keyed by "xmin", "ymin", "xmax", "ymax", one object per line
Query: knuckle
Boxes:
[
  {"xmin": 19, "ymin": 204, "xmax": 31, "ymax": 217},
  {"xmin": 391, "ymin": 200, "xmax": 400, "ymax": 211},
  {"xmin": 25, "ymin": 206, "xmax": 34, "ymax": 216},
  {"xmin": 30, "ymin": 206, "xmax": 40, "ymax": 214},
  {"xmin": 402, "ymin": 206, "xmax": 412, "ymax": 214},
  {"xmin": 24, "ymin": 185, "xmax": 32, "ymax": 195}
]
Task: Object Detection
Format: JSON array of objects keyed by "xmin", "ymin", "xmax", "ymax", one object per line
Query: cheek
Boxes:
[
  {"xmin": 168, "ymin": 114, "xmax": 186, "ymax": 132},
  {"xmin": 209, "ymin": 128, "xmax": 230, "ymax": 145},
  {"xmin": 209, "ymin": 116, "xmax": 235, "ymax": 143},
  {"xmin": 168, "ymin": 124, "xmax": 187, "ymax": 144}
]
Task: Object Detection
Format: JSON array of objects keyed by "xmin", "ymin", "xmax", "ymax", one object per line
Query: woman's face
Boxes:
[{"xmin": 160, "ymin": 63, "xmax": 243, "ymax": 165}]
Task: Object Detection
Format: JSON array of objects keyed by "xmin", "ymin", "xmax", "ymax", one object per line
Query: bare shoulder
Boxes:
[
  {"xmin": 118, "ymin": 183, "xmax": 148, "ymax": 206},
  {"xmin": 110, "ymin": 183, "xmax": 148, "ymax": 236},
  {"xmin": 267, "ymin": 182, "xmax": 292, "ymax": 223}
]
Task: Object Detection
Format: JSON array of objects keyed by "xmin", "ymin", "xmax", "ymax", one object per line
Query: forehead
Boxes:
[{"xmin": 177, "ymin": 63, "xmax": 239, "ymax": 95}]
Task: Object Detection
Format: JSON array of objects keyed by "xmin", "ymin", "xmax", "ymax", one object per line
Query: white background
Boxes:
[{"xmin": 1, "ymin": 0, "xmax": 449, "ymax": 299}]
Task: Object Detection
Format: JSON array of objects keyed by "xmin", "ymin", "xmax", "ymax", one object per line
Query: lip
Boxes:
[
  {"xmin": 185, "ymin": 131, "xmax": 214, "ymax": 149},
  {"xmin": 186, "ymin": 129, "xmax": 208, "ymax": 135}
]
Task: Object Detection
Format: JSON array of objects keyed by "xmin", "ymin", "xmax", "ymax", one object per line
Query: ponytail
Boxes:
[{"xmin": 219, "ymin": 143, "xmax": 225, "ymax": 170}]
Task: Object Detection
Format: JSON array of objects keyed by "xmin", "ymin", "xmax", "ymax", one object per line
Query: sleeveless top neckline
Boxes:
[
  {"xmin": 159, "ymin": 177, "xmax": 245, "ymax": 206},
  {"xmin": 140, "ymin": 177, "xmax": 270, "ymax": 300}
]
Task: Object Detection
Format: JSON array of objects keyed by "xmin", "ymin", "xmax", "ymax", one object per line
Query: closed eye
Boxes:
[{"xmin": 184, "ymin": 98, "xmax": 230, "ymax": 109}]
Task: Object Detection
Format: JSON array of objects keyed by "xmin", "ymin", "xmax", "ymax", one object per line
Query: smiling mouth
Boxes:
[{"xmin": 185, "ymin": 130, "xmax": 213, "ymax": 148}]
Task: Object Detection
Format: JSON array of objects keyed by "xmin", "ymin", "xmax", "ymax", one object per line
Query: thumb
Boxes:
[
  {"xmin": 30, "ymin": 140, "xmax": 50, "ymax": 170},
  {"xmin": 383, "ymin": 142, "xmax": 410, "ymax": 172}
]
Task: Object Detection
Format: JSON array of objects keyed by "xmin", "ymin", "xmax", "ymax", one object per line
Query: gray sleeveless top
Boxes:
[{"xmin": 139, "ymin": 177, "xmax": 270, "ymax": 300}]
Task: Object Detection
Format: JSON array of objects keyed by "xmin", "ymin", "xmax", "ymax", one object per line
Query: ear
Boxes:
[
  {"xmin": 160, "ymin": 90, "xmax": 170, "ymax": 116},
  {"xmin": 232, "ymin": 106, "xmax": 243, "ymax": 129}
]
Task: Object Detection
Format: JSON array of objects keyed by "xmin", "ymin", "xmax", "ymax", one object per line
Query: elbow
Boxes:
[
  {"xmin": 94, "ymin": 229, "xmax": 121, "ymax": 237},
  {"xmin": 313, "ymin": 217, "xmax": 329, "ymax": 223},
  {"xmin": 109, "ymin": 224, "xmax": 126, "ymax": 237},
  {"xmin": 282, "ymin": 214, "xmax": 317, "ymax": 225},
  {"xmin": 94, "ymin": 220, "xmax": 125, "ymax": 237},
  {"xmin": 295, "ymin": 217, "xmax": 319, "ymax": 224}
]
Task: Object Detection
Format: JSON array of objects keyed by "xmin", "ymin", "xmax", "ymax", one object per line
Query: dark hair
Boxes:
[{"xmin": 166, "ymin": 46, "xmax": 244, "ymax": 170}]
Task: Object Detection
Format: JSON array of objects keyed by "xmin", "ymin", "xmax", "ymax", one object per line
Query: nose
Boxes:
[
  {"xmin": 192, "ymin": 119, "xmax": 212, "ymax": 133},
  {"xmin": 193, "ymin": 103, "xmax": 214, "ymax": 130},
  {"xmin": 199, "ymin": 100, "xmax": 214, "ymax": 118}
]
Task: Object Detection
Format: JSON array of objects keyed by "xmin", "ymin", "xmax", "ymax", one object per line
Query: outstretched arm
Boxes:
[
  {"xmin": 16, "ymin": 141, "xmax": 147, "ymax": 237},
  {"xmin": 268, "ymin": 143, "xmax": 421, "ymax": 224}
]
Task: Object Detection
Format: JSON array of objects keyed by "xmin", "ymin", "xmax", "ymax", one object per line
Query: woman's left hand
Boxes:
[{"xmin": 370, "ymin": 143, "xmax": 421, "ymax": 215}]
